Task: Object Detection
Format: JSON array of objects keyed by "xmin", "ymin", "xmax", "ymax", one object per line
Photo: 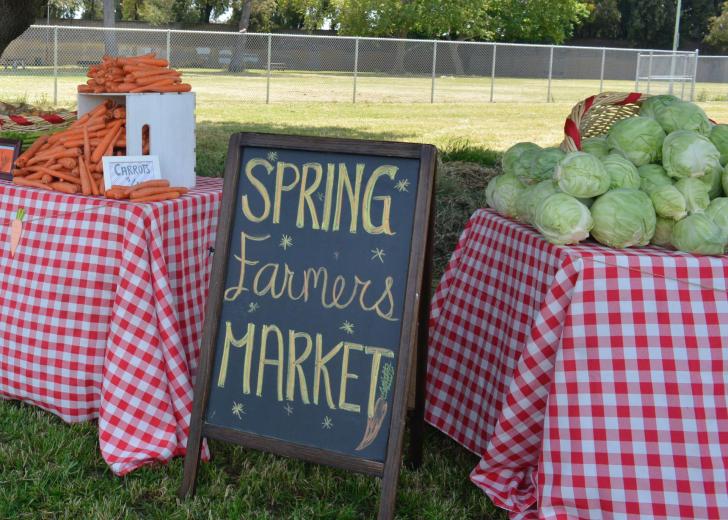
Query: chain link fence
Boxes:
[{"xmin": 0, "ymin": 25, "xmax": 726, "ymax": 107}]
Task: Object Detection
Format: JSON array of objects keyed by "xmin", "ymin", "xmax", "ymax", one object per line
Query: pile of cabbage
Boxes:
[{"xmin": 486, "ymin": 95, "xmax": 728, "ymax": 255}]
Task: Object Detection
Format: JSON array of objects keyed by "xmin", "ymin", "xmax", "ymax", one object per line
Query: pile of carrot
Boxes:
[
  {"xmin": 105, "ymin": 179, "xmax": 188, "ymax": 202},
  {"xmin": 77, "ymin": 53, "xmax": 192, "ymax": 94}
]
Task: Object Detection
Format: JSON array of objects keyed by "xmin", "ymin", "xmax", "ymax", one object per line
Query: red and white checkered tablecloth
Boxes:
[
  {"xmin": 426, "ymin": 208, "xmax": 728, "ymax": 519},
  {"xmin": 0, "ymin": 177, "xmax": 223, "ymax": 476}
]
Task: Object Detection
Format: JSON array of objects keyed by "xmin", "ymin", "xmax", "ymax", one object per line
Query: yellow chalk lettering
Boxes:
[
  {"xmin": 273, "ymin": 162, "xmax": 301, "ymax": 224},
  {"xmin": 216, "ymin": 321, "xmax": 256, "ymax": 394},
  {"xmin": 320, "ymin": 163, "xmax": 336, "ymax": 231},
  {"xmin": 362, "ymin": 165, "xmax": 397, "ymax": 235},
  {"xmin": 296, "ymin": 163, "xmax": 323, "ymax": 229},
  {"xmin": 241, "ymin": 159, "xmax": 273, "ymax": 223},
  {"xmin": 257, "ymin": 324, "xmax": 285, "ymax": 401},
  {"xmin": 224, "ymin": 232, "xmax": 270, "ymax": 301},
  {"xmin": 339, "ymin": 342, "xmax": 363, "ymax": 413},
  {"xmin": 333, "ymin": 163, "xmax": 364, "ymax": 233},
  {"xmin": 286, "ymin": 330, "xmax": 312, "ymax": 403},
  {"xmin": 314, "ymin": 339, "xmax": 342, "ymax": 409}
]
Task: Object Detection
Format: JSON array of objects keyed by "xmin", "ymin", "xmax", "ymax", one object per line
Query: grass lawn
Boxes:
[{"xmin": 3, "ymin": 90, "xmax": 728, "ymax": 518}]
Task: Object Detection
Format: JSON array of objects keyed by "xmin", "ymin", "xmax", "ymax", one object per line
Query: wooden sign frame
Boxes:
[
  {"xmin": 180, "ymin": 132, "xmax": 436, "ymax": 519},
  {"xmin": 0, "ymin": 138, "xmax": 22, "ymax": 181}
]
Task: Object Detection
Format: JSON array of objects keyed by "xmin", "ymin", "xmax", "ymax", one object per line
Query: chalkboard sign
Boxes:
[{"xmin": 181, "ymin": 133, "xmax": 436, "ymax": 518}]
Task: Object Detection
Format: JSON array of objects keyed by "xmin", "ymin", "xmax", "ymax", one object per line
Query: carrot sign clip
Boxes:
[{"xmin": 10, "ymin": 208, "xmax": 25, "ymax": 257}]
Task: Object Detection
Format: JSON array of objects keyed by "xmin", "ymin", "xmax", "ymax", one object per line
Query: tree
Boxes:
[
  {"xmin": 121, "ymin": 0, "xmax": 144, "ymax": 20},
  {"xmin": 0, "ymin": 0, "xmax": 45, "ymax": 58},
  {"xmin": 706, "ymin": 1, "xmax": 728, "ymax": 49},
  {"xmin": 575, "ymin": 0, "xmax": 621, "ymax": 39},
  {"xmin": 487, "ymin": 0, "xmax": 590, "ymax": 43},
  {"xmin": 683, "ymin": 0, "xmax": 722, "ymax": 41}
]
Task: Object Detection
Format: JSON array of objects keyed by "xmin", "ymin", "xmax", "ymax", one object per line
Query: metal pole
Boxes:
[
  {"xmin": 266, "ymin": 34, "xmax": 272, "ymax": 104},
  {"xmin": 547, "ymin": 45, "xmax": 554, "ymax": 102},
  {"xmin": 669, "ymin": 0, "xmax": 682, "ymax": 95},
  {"xmin": 430, "ymin": 41, "xmax": 437, "ymax": 103},
  {"xmin": 353, "ymin": 38, "xmax": 359, "ymax": 104},
  {"xmin": 647, "ymin": 50, "xmax": 653, "ymax": 94},
  {"xmin": 53, "ymin": 26, "xmax": 58, "ymax": 106},
  {"xmin": 599, "ymin": 48, "xmax": 606, "ymax": 93},
  {"xmin": 635, "ymin": 52, "xmax": 641, "ymax": 91},
  {"xmin": 690, "ymin": 49, "xmax": 699, "ymax": 101},
  {"xmin": 680, "ymin": 51, "xmax": 688, "ymax": 99},
  {"xmin": 166, "ymin": 30, "xmax": 171, "ymax": 63},
  {"xmin": 490, "ymin": 43, "xmax": 496, "ymax": 103}
]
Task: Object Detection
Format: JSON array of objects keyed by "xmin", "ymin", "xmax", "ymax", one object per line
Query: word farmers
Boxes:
[{"xmin": 242, "ymin": 158, "xmax": 399, "ymax": 235}]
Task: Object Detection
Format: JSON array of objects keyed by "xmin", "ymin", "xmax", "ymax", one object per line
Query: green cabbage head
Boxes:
[
  {"xmin": 525, "ymin": 147, "xmax": 566, "ymax": 185},
  {"xmin": 651, "ymin": 216, "xmax": 675, "ymax": 248},
  {"xmin": 649, "ymin": 184, "xmax": 687, "ymax": 220},
  {"xmin": 672, "ymin": 214, "xmax": 726, "ymax": 255},
  {"xmin": 590, "ymin": 189, "xmax": 656, "ymax": 248},
  {"xmin": 700, "ymin": 165, "xmax": 723, "ymax": 199},
  {"xmin": 486, "ymin": 173, "xmax": 526, "ymax": 218},
  {"xmin": 533, "ymin": 193, "xmax": 593, "ymax": 245},
  {"xmin": 607, "ymin": 116, "xmax": 666, "ymax": 166},
  {"xmin": 515, "ymin": 180, "xmax": 560, "ymax": 224},
  {"xmin": 704, "ymin": 197, "xmax": 728, "ymax": 242},
  {"xmin": 709, "ymin": 124, "xmax": 728, "ymax": 166},
  {"xmin": 502, "ymin": 142, "xmax": 541, "ymax": 177},
  {"xmin": 581, "ymin": 136, "xmax": 609, "ymax": 159},
  {"xmin": 602, "ymin": 153, "xmax": 641, "ymax": 189},
  {"xmin": 674, "ymin": 177, "xmax": 710, "ymax": 214},
  {"xmin": 638, "ymin": 164, "xmax": 673, "ymax": 194},
  {"xmin": 640, "ymin": 95, "xmax": 680, "ymax": 120},
  {"xmin": 662, "ymin": 130, "xmax": 722, "ymax": 179},
  {"xmin": 554, "ymin": 151, "xmax": 611, "ymax": 198},
  {"xmin": 655, "ymin": 101, "xmax": 711, "ymax": 136}
]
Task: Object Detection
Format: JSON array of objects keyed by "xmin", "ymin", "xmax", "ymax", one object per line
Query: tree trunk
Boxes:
[
  {"xmin": 229, "ymin": 0, "xmax": 253, "ymax": 73},
  {"xmin": 103, "ymin": 0, "xmax": 118, "ymax": 55},
  {"xmin": 0, "ymin": 0, "xmax": 43, "ymax": 59}
]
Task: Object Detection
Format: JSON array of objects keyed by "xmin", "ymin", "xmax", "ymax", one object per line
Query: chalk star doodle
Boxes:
[
  {"xmin": 279, "ymin": 234, "xmax": 293, "ymax": 250},
  {"xmin": 371, "ymin": 248, "xmax": 386, "ymax": 263},
  {"xmin": 316, "ymin": 192, "xmax": 325, "ymax": 202},
  {"xmin": 267, "ymin": 151, "xmax": 279, "ymax": 162},
  {"xmin": 322, "ymin": 416, "xmax": 333, "ymax": 429},
  {"xmin": 284, "ymin": 403, "xmax": 294, "ymax": 416},
  {"xmin": 394, "ymin": 178, "xmax": 410, "ymax": 192},
  {"xmin": 333, "ymin": 251, "xmax": 340, "ymax": 260},
  {"xmin": 248, "ymin": 302, "xmax": 260, "ymax": 313},
  {"xmin": 340, "ymin": 321, "xmax": 355, "ymax": 335},
  {"xmin": 232, "ymin": 402, "xmax": 245, "ymax": 419}
]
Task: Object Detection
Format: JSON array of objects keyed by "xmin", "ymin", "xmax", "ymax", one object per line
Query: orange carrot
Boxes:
[
  {"xmin": 91, "ymin": 120, "xmax": 124, "ymax": 163},
  {"xmin": 132, "ymin": 191, "xmax": 180, "ymax": 203},
  {"xmin": 50, "ymin": 181, "xmax": 79, "ymax": 194},
  {"xmin": 15, "ymin": 136, "xmax": 50, "ymax": 167},
  {"xmin": 130, "ymin": 186, "xmax": 188, "ymax": 199},
  {"xmin": 78, "ymin": 156, "xmax": 92, "ymax": 196},
  {"xmin": 9, "ymin": 208, "xmax": 25, "ymax": 257},
  {"xmin": 13, "ymin": 178, "xmax": 53, "ymax": 191},
  {"xmin": 83, "ymin": 126, "xmax": 91, "ymax": 165}
]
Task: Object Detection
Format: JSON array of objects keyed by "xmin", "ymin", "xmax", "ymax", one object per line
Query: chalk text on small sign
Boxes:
[{"xmin": 102, "ymin": 155, "xmax": 161, "ymax": 187}]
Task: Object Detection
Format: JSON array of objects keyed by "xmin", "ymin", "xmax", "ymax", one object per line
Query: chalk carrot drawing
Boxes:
[
  {"xmin": 9, "ymin": 208, "xmax": 25, "ymax": 257},
  {"xmin": 355, "ymin": 362, "xmax": 394, "ymax": 451}
]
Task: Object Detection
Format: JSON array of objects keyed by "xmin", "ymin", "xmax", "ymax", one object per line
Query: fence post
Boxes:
[
  {"xmin": 490, "ymin": 43, "xmax": 496, "ymax": 103},
  {"xmin": 53, "ymin": 26, "xmax": 58, "ymax": 106},
  {"xmin": 166, "ymin": 30, "xmax": 171, "ymax": 63},
  {"xmin": 647, "ymin": 50, "xmax": 653, "ymax": 94},
  {"xmin": 690, "ymin": 49, "xmax": 699, "ymax": 101},
  {"xmin": 680, "ymin": 52, "xmax": 688, "ymax": 99},
  {"xmin": 430, "ymin": 41, "xmax": 437, "ymax": 103},
  {"xmin": 599, "ymin": 48, "xmax": 606, "ymax": 93},
  {"xmin": 353, "ymin": 38, "xmax": 359, "ymax": 104},
  {"xmin": 266, "ymin": 34, "xmax": 272, "ymax": 104},
  {"xmin": 635, "ymin": 52, "xmax": 641, "ymax": 91},
  {"xmin": 547, "ymin": 45, "xmax": 554, "ymax": 102}
]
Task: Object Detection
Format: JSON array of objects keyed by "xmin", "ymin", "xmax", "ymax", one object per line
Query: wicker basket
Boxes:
[
  {"xmin": 560, "ymin": 92, "xmax": 650, "ymax": 153},
  {"xmin": 0, "ymin": 110, "xmax": 76, "ymax": 133}
]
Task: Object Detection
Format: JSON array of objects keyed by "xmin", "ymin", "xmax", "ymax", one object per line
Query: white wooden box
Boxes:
[{"xmin": 77, "ymin": 92, "xmax": 196, "ymax": 188}]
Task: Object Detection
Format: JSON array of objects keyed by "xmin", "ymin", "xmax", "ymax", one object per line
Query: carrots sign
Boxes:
[{"xmin": 181, "ymin": 133, "xmax": 436, "ymax": 519}]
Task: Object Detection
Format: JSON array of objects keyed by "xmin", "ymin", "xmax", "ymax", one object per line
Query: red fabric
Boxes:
[
  {"xmin": 41, "ymin": 114, "xmax": 66, "ymax": 124},
  {"xmin": 0, "ymin": 177, "xmax": 222, "ymax": 475},
  {"xmin": 426, "ymin": 208, "xmax": 728, "ymax": 519},
  {"xmin": 564, "ymin": 118, "xmax": 581, "ymax": 149},
  {"xmin": 8, "ymin": 115, "xmax": 32, "ymax": 126},
  {"xmin": 617, "ymin": 92, "xmax": 644, "ymax": 106},
  {"xmin": 582, "ymin": 95, "xmax": 595, "ymax": 114}
]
